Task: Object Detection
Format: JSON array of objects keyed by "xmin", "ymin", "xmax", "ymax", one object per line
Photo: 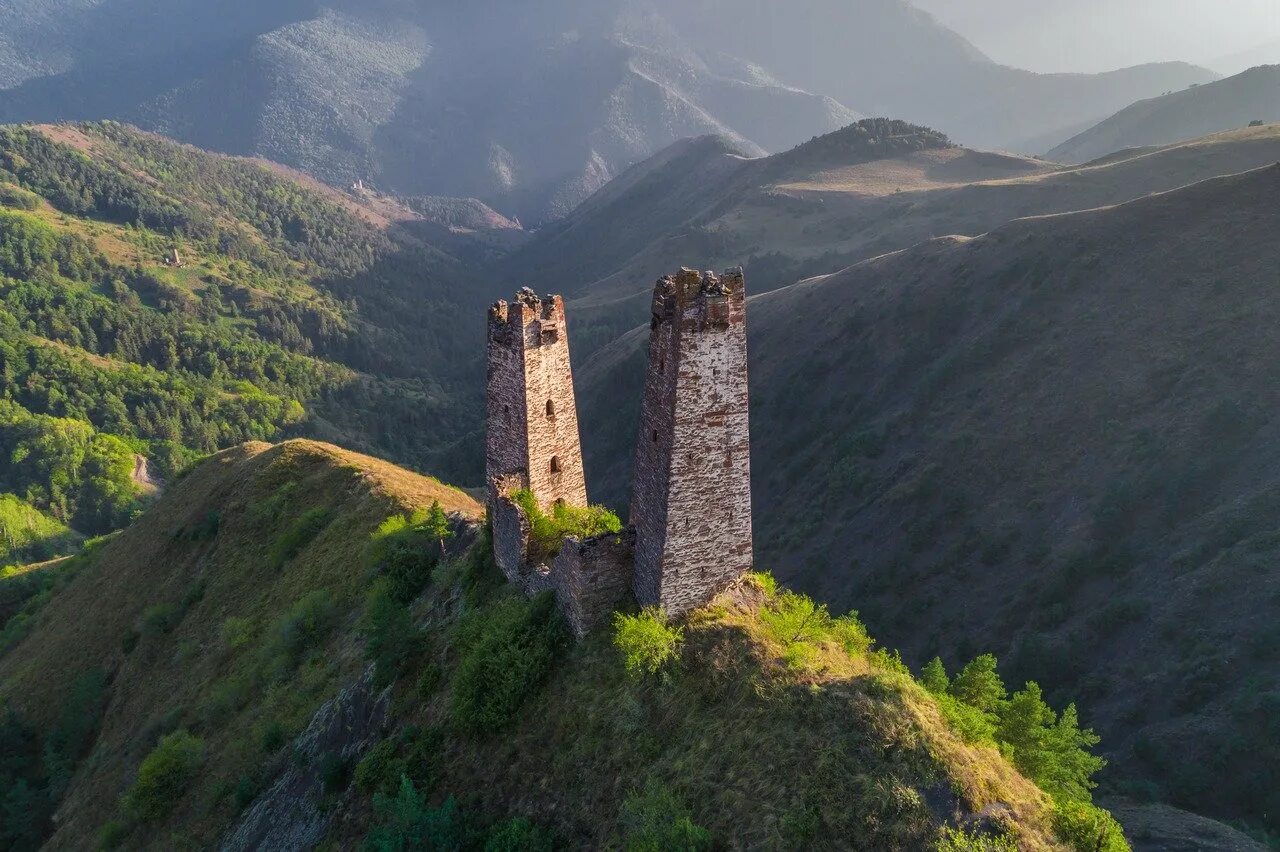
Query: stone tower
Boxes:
[
  {"xmin": 486, "ymin": 288, "xmax": 588, "ymax": 517},
  {"xmin": 630, "ymin": 268, "xmax": 753, "ymax": 615}
]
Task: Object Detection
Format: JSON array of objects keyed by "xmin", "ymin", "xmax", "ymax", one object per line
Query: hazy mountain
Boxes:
[
  {"xmin": 0, "ymin": 0, "xmax": 1213, "ymax": 220},
  {"xmin": 510, "ymin": 120, "xmax": 1280, "ymax": 369},
  {"xmin": 1048, "ymin": 65, "xmax": 1280, "ymax": 163},
  {"xmin": 577, "ymin": 159, "xmax": 1280, "ymax": 834},
  {"xmin": 1212, "ymin": 37, "xmax": 1280, "ymax": 76}
]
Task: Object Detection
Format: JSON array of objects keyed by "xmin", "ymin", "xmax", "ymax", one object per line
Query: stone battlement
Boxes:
[
  {"xmin": 485, "ymin": 269, "xmax": 753, "ymax": 635},
  {"xmin": 650, "ymin": 267, "xmax": 744, "ymax": 330},
  {"xmin": 488, "ymin": 287, "xmax": 565, "ymax": 329}
]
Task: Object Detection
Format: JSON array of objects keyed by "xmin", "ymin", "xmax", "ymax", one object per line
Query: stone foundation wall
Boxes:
[{"xmin": 552, "ymin": 530, "xmax": 636, "ymax": 637}]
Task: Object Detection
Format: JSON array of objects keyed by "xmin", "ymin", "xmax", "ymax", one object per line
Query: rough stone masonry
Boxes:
[{"xmin": 485, "ymin": 270, "xmax": 752, "ymax": 634}]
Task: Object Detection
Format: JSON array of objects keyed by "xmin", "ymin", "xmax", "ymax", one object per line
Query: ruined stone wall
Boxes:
[
  {"xmin": 489, "ymin": 479, "xmax": 531, "ymax": 585},
  {"xmin": 630, "ymin": 269, "xmax": 753, "ymax": 615},
  {"xmin": 552, "ymin": 530, "xmax": 636, "ymax": 637}
]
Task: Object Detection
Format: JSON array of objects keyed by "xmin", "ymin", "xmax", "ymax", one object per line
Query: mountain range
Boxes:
[
  {"xmin": 0, "ymin": 0, "xmax": 1215, "ymax": 221},
  {"xmin": 1048, "ymin": 65, "xmax": 1280, "ymax": 164}
]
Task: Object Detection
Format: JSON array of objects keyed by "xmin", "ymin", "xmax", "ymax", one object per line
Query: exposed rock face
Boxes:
[
  {"xmin": 220, "ymin": 666, "xmax": 390, "ymax": 852},
  {"xmin": 630, "ymin": 268, "xmax": 753, "ymax": 615}
]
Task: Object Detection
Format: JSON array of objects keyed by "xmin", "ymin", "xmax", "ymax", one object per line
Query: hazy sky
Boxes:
[{"xmin": 913, "ymin": 0, "xmax": 1280, "ymax": 74}]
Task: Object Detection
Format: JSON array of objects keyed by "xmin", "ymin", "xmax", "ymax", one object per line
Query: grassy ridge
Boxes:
[{"xmin": 0, "ymin": 440, "xmax": 1124, "ymax": 849}]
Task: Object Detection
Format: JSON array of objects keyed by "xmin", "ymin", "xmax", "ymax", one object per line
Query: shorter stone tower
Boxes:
[
  {"xmin": 486, "ymin": 289, "xmax": 588, "ymax": 580},
  {"xmin": 630, "ymin": 268, "xmax": 753, "ymax": 615}
]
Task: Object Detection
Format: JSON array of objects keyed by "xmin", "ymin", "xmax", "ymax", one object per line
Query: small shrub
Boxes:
[
  {"xmin": 356, "ymin": 740, "xmax": 401, "ymax": 795},
  {"xmin": 1052, "ymin": 801, "xmax": 1130, "ymax": 852},
  {"xmin": 935, "ymin": 826, "xmax": 1018, "ymax": 851},
  {"xmin": 417, "ymin": 663, "xmax": 444, "ymax": 700},
  {"xmin": 319, "ymin": 751, "xmax": 348, "ymax": 794},
  {"xmin": 360, "ymin": 578, "xmax": 420, "ymax": 686},
  {"xmin": 778, "ymin": 801, "xmax": 820, "ymax": 846},
  {"xmin": 140, "ymin": 603, "xmax": 179, "ymax": 638},
  {"xmin": 233, "ymin": 775, "xmax": 258, "ymax": 810},
  {"xmin": 617, "ymin": 780, "xmax": 712, "ymax": 851},
  {"xmin": 510, "ymin": 489, "xmax": 621, "ymax": 562},
  {"xmin": 484, "ymin": 817, "xmax": 554, "ymax": 851},
  {"xmin": 260, "ymin": 721, "xmax": 286, "ymax": 753},
  {"xmin": 220, "ymin": 616, "xmax": 254, "ymax": 651},
  {"xmin": 269, "ymin": 507, "xmax": 333, "ymax": 568},
  {"xmin": 747, "ymin": 570, "xmax": 779, "ymax": 597},
  {"xmin": 186, "ymin": 511, "xmax": 220, "ymax": 542},
  {"xmin": 458, "ymin": 522, "xmax": 504, "ymax": 606},
  {"xmin": 97, "ymin": 819, "xmax": 127, "ymax": 850},
  {"xmin": 269, "ymin": 590, "xmax": 337, "ymax": 670},
  {"xmin": 122, "ymin": 730, "xmax": 205, "ymax": 822},
  {"xmin": 450, "ymin": 593, "xmax": 567, "ymax": 735},
  {"xmin": 120, "ymin": 629, "xmax": 139, "ymax": 654},
  {"xmin": 613, "ymin": 608, "xmax": 683, "ymax": 680}
]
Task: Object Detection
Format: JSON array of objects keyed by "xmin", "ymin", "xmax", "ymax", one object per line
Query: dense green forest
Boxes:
[{"xmin": 0, "ymin": 122, "xmax": 487, "ymax": 561}]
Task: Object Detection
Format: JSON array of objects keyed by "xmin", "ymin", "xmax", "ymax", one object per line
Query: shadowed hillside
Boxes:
[
  {"xmin": 577, "ymin": 162, "xmax": 1280, "ymax": 837},
  {"xmin": 514, "ymin": 121, "xmax": 1280, "ymax": 365}
]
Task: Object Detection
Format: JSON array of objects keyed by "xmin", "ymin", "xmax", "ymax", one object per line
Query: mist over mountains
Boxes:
[{"xmin": 0, "ymin": 0, "xmax": 1214, "ymax": 220}]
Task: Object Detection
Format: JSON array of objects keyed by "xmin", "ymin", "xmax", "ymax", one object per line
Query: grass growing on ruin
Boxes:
[{"xmin": 509, "ymin": 489, "xmax": 622, "ymax": 562}]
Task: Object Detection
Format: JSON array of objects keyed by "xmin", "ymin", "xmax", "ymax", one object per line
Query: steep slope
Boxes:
[
  {"xmin": 577, "ymin": 163, "xmax": 1280, "ymax": 836},
  {"xmin": 514, "ymin": 121, "xmax": 1280, "ymax": 364},
  {"xmin": 0, "ymin": 121, "xmax": 493, "ymax": 553},
  {"xmin": 1047, "ymin": 66, "xmax": 1280, "ymax": 163},
  {"xmin": 0, "ymin": 439, "xmax": 480, "ymax": 848},
  {"xmin": 0, "ymin": 438, "xmax": 1121, "ymax": 849},
  {"xmin": 0, "ymin": 0, "xmax": 1211, "ymax": 221}
]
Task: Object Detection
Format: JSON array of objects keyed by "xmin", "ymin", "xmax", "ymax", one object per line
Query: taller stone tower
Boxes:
[
  {"xmin": 486, "ymin": 288, "xmax": 588, "ymax": 517},
  {"xmin": 630, "ymin": 268, "xmax": 753, "ymax": 615}
]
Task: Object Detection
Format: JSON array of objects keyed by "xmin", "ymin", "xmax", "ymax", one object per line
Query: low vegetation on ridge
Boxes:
[{"xmin": 0, "ymin": 440, "xmax": 1122, "ymax": 849}]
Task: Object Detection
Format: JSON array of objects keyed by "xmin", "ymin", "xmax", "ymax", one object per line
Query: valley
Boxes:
[{"xmin": 0, "ymin": 4, "xmax": 1276, "ymax": 846}]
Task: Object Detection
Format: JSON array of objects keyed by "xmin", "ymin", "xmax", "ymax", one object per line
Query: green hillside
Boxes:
[
  {"xmin": 0, "ymin": 439, "xmax": 1124, "ymax": 850},
  {"xmin": 0, "ymin": 121, "xmax": 486, "ymax": 554}
]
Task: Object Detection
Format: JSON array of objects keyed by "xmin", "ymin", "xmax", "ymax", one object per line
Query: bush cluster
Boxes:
[
  {"xmin": 755, "ymin": 578, "xmax": 872, "ymax": 671},
  {"xmin": 121, "ymin": 730, "xmax": 205, "ymax": 822},
  {"xmin": 367, "ymin": 502, "xmax": 452, "ymax": 603},
  {"xmin": 363, "ymin": 777, "xmax": 554, "ymax": 852},
  {"xmin": 449, "ymin": 593, "xmax": 567, "ymax": 735},
  {"xmin": 919, "ymin": 655, "xmax": 1125, "ymax": 851},
  {"xmin": 613, "ymin": 608, "xmax": 683, "ymax": 680}
]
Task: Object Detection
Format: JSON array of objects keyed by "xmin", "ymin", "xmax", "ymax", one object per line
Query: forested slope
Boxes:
[{"xmin": 0, "ymin": 122, "xmax": 486, "ymax": 564}]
